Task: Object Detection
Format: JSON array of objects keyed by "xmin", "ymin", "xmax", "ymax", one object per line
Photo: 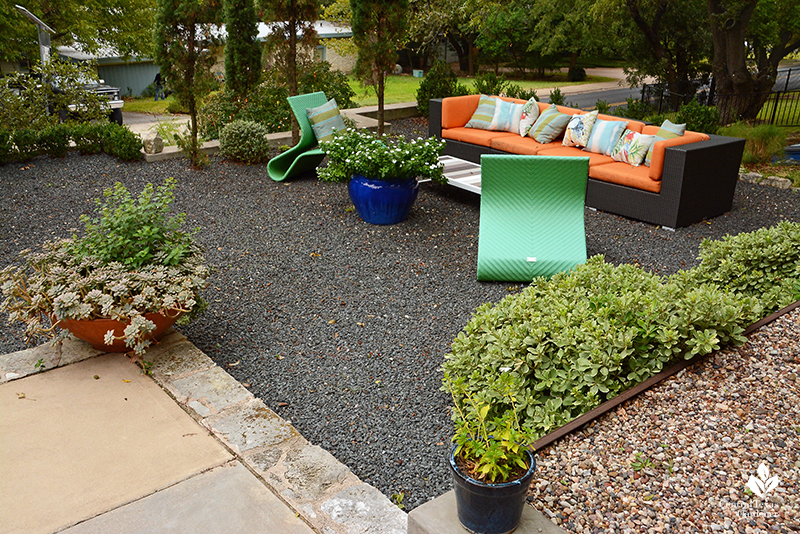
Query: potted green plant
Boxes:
[
  {"xmin": 0, "ymin": 178, "xmax": 208, "ymax": 360},
  {"xmin": 317, "ymin": 128, "xmax": 447, "ymax": 225},
  {"xmin": 444, "ymin": 371, "xmax": 537, "ymax": 534}
]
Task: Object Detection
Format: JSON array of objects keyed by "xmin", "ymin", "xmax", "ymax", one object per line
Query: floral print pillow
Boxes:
[
  {"xmin": 562, "ymin": 110, "xmax": 598, "ymax": 147},
  {"xmin": 611, "ymin": 129, "xmax": 656, "ymax": 166},
  {"xmin": 518, "ymin": 97, "xmax": 540, "ymax": 137}
]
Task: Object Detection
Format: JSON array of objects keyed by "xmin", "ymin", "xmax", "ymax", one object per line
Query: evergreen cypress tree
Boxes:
[{"xmin": 224, "ymin": 0, "xmax": 261, "ymax": 98}]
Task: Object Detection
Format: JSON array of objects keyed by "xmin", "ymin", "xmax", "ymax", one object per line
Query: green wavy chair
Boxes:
[
  {"xmin": 267, "ymin": 91, "xmax": 329, "ymax": 182},
  {"xmin": 477, "ymin": 154, "xmax": 590, "ymax": 282}
]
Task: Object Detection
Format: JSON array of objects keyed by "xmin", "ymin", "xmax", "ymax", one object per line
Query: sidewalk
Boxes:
[{"xmin": 0, "ymin": 333, "xmax": 407, "ymax": 534}]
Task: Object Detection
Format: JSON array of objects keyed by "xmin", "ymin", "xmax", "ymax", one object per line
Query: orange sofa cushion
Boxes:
[
  {"xmin": 489, "ymin": 137, "xmax": 566, "ymax": 155},
  {"xmin": 441, "ymin": 95, "xmax": 481, "ymax": 129},
  {"xmin": 441, "ymin": 127, "xmax": 517, "ymax": 147},
  {"xmin": 537, "ymin": 146, "xmax": 615, "ymax": 167},
  {"xmin": 647, "ymin": 131, "xmax": 709, "ymax": 180},
  {"xmin": 589, "ymin": 162, "xmax": 662, "ymax": 193}
]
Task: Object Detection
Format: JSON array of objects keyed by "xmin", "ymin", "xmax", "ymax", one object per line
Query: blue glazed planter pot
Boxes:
[
  {"xmin": 450, "ymin": 444, "xmax": 536, "ymax": 534},
  {"xmin": 347, "ymin": 174, "xmax": 419, "ymax": 225}
]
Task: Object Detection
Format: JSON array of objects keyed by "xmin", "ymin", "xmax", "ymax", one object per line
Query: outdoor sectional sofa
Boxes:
[{"xmin": 429, "ymin": 95, "xmax": 746, "ymax": 228}]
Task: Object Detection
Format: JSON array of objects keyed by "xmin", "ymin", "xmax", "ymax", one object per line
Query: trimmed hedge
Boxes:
[{"xmin": 444, "ymin": 221, "xmax": 800, "ymax": 441}]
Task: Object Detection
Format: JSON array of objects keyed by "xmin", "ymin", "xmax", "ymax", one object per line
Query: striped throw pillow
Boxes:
[
  {"xmin": 584, "ymin": 119, "xmax": 627, "ymax": 156},
  {"xmin": 489, "ymin": 99, "xmax": 524, "ymax": 133},
  {"xmin": 644, "ymin": 119, "xmax": 686, "ymax": 167},
  {"xmin": 465, "ymin": 95, "xmax": 497, "ymax": 130},
  {"xmin": 528, "ymin": 104, "xmax": 570, "ymax": 143},
  {"xmin": 307, "ymin": 98, "xmax": 346, "ymax": 143}
]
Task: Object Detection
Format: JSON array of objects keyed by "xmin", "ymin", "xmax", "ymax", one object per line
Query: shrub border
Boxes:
[{"xmin": 530, "ymin": 299, "xmax": 800, "ymax": 452}]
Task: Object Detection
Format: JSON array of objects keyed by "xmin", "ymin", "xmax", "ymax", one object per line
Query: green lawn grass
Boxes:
[
  {"xmin": 122, "ymin": 73, "xmax": 616, "ymax": 114},
  {"xmin": 346, "ymin": 73, "xmax": 617, "ymax": 107}
]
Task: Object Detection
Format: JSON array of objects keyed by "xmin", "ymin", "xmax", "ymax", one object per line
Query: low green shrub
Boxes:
[
  {"xmin": 101, "ymin": 123, "xmax": 143, "ymax": 162},
  {"xmin": 38, "ymin": 124, "xmax": 71, "ymax": 158},
  {"xmin": 0, "ymin": 128, "xmax": 15, "ymax": 163},
  {"xmin": 71, "ymin": 122, "xmax": 107, "ymax": 155},
  {"xmin": 614, "ymin": 97, "xmax": 654, "ymax": 120},
  {"xmin": 219, "ymin": 120, "xmax": 271, "ymax": 164},
  {"xmin": 717, "ymin": 122, "xmax": 786, "ymax": 164},
  {"xmin": 505, "ymin": 85, "xmax": 538, "ymax": 101},
  {"xmin": 676, "ymin": 99, "xmax": 720, "ymax": 134},
  {"xmin": 199, "ymin": 91, "xmax": 240, "ymax": 140},
  {"xmin": 443, "ymin": 256, "xmax": 758, "ymax": 439},
  {"xmin": 473, "ymin": 72, "xmax": 508, "ymax": 96},
  {"xmin": 444, "ymin": 221, "xmax": 800, "ymax": 441},
  {"xmin": 548, "ymin": 88, "xmax": 565, "ymax": 106},
  {"xmin": 12, "ymin": 129, "xmax": 39, "ymax": 161},
  {"xmin": 415, "ymin": 60, "xmax": 471, "ymax": 116},
  {"xmin": 567, "ymin": 67, "xmax": 586, "ymax": 82},
  {"xmin": 594, "ymin": 100, "xmax": 610, "ymax": 114},
  {"xmin": 688, "ymin": 220, "xmax": 800, "ymax": 313}
]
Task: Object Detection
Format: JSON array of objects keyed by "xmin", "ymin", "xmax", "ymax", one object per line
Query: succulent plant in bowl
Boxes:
[{"xmin": 0, "ymin": 178, "xmax": 208, "ymax": 358}]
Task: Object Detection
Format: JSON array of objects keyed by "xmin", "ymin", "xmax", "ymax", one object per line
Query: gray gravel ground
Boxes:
[{"xmin": 1, "ymin": 116, "xmax": 799, "ymax": 512}]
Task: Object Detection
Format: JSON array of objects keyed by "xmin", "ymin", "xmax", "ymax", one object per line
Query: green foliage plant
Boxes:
[
  {"xmin": 687, "ymin": 220, "xmax": 800, "ymax": 314},
  {"xmin": 11, "ymin": 129, "xmax": 39, "ymax": 161},
  {"xmin": 594, "ymin": 100, "xmax": 611, "ymax": 114},
  {"xmin": 445, "ymin": 371, "xmax": 535, "ymax": 484},
  {"xmin": 223, "ymin": 0, "xmax": 261, "ymax": 98},
  {"xmin": 676, "ymin": 99, "xmax": 720, "ymax": 134},
  {"xmin": 717, "ymin": 122, "xmax": 786, "ymax": 164},
  {"xmin": 548, "ymin": 87, "xmax": 565, "ymax": 106},
  {"xmin": 415, "ymin": 60, "xmax": 471, "ymax": 116},
  {"xmin": 473, "ymin": 72, "xmax": 509, "ymax": 96},
  {"xmin": 318, "ymin": 128, "xmax": 446, "ymax": 183},
  {"xmin": 614, "ymin": 97, "xmax": 654, "ymax": 120},
  {"xmin": 443, "ymin": 255, "xmax": 759, "ymax": 441},
  {"xmin": 101, "ymin": 123, "xmax": 143, "ymax": 162},
  {"xmin": 0, "ymin": 179, "xmax": 208, "ymax": 356},
  {"xmin": 219, "ymin": 120, "xmax": 271, "ymax": 164},
  {"xmin": 71, "ymin": 123, "xmax": 108, "ymax": 155},
  {"xmin": 0, "ymin": 128, "xmax": 13, "ymax": 163},
  {"xmin": 38, "ymin": 124, "xmax": 71, "ymax": 158},
  {"xmin": 504, "ymin": 85, "xmax": 539, "ymax": 102}
]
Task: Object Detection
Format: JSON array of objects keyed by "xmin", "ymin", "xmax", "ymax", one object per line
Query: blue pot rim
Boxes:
[
  {"xmin": 449, "ymin": 443, "xmax": 536, "ymax": 489},
  {"xmin": 350, "ymin": 174, "xmax": 419, "ymax": 184}
]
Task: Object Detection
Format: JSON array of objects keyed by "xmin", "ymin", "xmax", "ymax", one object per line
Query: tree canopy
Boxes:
[{"xmin": 0, "ymin": 0, "xmax": 156, "ymax": 63}]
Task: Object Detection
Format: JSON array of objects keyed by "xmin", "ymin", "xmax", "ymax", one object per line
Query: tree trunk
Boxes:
[
  {"xmin": 447, "ymin": 35, "xmax": 469, "ymax": 73},
  {"xmin": 288, "ymin": 14, "xmax": 300, "ymax": 144}
]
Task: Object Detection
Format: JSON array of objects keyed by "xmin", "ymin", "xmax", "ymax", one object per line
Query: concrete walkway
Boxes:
[{"xmin": 0, "ymin": 333, "xmax": 407, "ymax": 534}]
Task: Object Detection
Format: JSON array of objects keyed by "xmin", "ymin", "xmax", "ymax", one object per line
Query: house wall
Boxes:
[{"xmin": 97, "ymin": 60, "xmax": 160, "ymax": 97}]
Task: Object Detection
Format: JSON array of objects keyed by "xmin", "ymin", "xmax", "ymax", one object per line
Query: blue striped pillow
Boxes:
[
  {"xmin": 465, "ymin": 95, "xmax": 497, "ymax": 130},
  {"xmin": 528, "ymin": 104, "xmax": 570, "ymax": 143},
  {"xmin": 584, "ymin": 119, "xmax": 627, "ymax": 155},
  {"xmin": 307, "ymin": 98, "xmax": 346, "ymax": 143},
  {"xmin": 489, "ymin": 99, "xmax": 523, "ymax": 133}
]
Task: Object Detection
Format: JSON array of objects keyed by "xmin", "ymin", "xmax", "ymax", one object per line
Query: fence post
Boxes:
[
  {"xmin": 785, "ymin": 69, "xmax": 791, "ymax": 92},
  {"xmin": 769, "ymin": 92, "xmax": 781, "ymax": 125}
]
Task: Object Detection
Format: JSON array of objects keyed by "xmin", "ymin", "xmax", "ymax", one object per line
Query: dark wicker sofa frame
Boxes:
[{"xmin": 429, "ymin": 98, "xmax": 746, "ymax": 229}]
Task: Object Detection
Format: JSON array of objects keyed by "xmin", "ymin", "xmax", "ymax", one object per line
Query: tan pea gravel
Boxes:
[{"xmin": 529, "ymin": 307, "xmax": 800, "ymax": 533}]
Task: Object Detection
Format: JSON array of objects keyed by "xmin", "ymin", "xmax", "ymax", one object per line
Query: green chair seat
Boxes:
[
  {"xmin": 477, "ymin": 155, "xmax": 590, "ymax": 282},
  {"xmin": 267, "ymin": 91, "xmax": 329, "ymax": 182}
]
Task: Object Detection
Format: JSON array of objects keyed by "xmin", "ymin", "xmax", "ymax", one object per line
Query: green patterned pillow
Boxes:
[
  {"xmin": 644, "ymin": 119, "xmax": 686, "ymax": 167},
  {"xmin": 465, "ymin": 95, "xmax": 497, "ymax": 130},
  {"xmin": 306, "ymin": 98, "xmax": 346, "ymax": 143},
  {"xmin": 518, "ymin": 97, "xmax": 540, "ymax": 137},
  {"xmin": 611, "ymin": 129, "xmax": 656, "ymax": 166},
  {"xmin": 528, "ymin": 104, "xmax": 570, "ymax": 143},
  {"xmin": 562, "ymin": 110, "xmax": 598, "ymax": 147}
]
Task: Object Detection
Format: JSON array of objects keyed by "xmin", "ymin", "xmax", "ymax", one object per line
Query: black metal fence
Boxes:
[{"xmin": 639, "ymin": 68, "xmax": 800, "ymax": 126}]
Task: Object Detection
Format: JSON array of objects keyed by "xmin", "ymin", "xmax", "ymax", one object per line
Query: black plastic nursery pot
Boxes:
[{"xmin": 449, "ymin": 445, "xmax": 536, "ymax": 534}]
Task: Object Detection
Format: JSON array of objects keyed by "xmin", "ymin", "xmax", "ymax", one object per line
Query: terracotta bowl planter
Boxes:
[{"xmin": 57, "ymin": 312, "xmax": 181, "ymax": 352}]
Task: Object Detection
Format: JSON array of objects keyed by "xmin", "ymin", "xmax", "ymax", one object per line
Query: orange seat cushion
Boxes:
[
  {"xmin": 441, "ymin": 95, "xmax": 481, "ymax": 129},
  {"xmin": 589, "ymin": 162, "xmax": 661, "ymax": 193},
  {"xmin": 647, "ymin": 131, "xmax": 709, "ymax": 180},
  {"xmin": 536, "ymin": 146, "xmax": 615, "ymax": 167},
  {"xmin": 489, "ymin": 137, "xmax": 565, "ymax": 155},
  {"xmin": 441, "ymin": 127, "xmax": 517, "ymax": 147}
]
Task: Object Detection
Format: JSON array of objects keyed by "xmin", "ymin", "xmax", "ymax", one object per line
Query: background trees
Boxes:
[{"xmin": 0, "ymin": 0, "xmax": 155, "ymax": 62}]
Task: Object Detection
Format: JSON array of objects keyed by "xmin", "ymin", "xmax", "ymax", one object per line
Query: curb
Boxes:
[{"xmin": 0, "ymin": 335, "xmax": 407, "ymax": 534}]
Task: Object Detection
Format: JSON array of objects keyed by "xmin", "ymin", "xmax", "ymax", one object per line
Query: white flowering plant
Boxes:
[
  {"xmin": 317, "ymin": 128, "xmax": 447, "ymax": 184},
  {"xmin": 0, "ymin": 179, "xmax": 209, "ymax": 357}
]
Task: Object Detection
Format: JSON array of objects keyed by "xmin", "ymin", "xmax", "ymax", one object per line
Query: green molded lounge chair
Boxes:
[
  {"xmin": 267, "ymin": 91, "xmax": 329, "ymax": 182},
  {"xmin": 477, "ymin": 154, "xmax": 590, "ymax": 282}
]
